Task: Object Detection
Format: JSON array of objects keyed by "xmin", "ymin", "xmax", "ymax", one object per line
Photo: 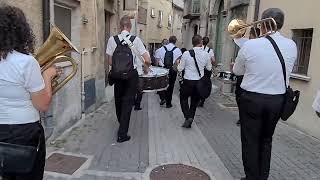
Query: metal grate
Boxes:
[
  {"xmin": 45, "ymin": 153, "xmax": 87, "ymax": 175},
  {"xmin": 150, "ymin": 164, "xmax": 211, "ymax": 180},
  {"xmin": 292, "ymin": 29, "xmax": 313, "ymax": 75}
]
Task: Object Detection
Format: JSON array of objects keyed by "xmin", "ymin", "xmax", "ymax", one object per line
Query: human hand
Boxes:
[{"xmin": 43, "ymin": 65, "xmax": 63, "ymax": 79}]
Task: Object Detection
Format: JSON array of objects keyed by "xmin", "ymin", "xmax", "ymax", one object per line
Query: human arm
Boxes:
[
  {"xmin": 313, "ymin": 90, "xmax": 320, "ymax": 117},
  {"xmin": 24, "ymin": 58, "xmax": 59, "ymax": 112},
  {"xmin": 233, "ymin": 46, "xmax": 246, "ymax": 75},
  {"xmin": 177, "ymin": 52, "xmax": 187, "ymax": 72}
]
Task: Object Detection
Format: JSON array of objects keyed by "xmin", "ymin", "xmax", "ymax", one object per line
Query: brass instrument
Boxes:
[
  {"xmin": 228, "ymin": 17, "xmax": 277, "ymax": 38},
  {"xmin": 34, "ymin": 26, "xmax": 79, "ymax": 95}
]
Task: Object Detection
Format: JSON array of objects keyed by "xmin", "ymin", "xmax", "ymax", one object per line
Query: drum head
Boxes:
[{"xmin": 140, "ymin": 66, "xmax": 169, "ymax": 77}]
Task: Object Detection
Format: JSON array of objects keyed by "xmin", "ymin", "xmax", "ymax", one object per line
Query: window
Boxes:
[
  {"xmin": 192, "ymin": 0, "xmax": 201, "ymax": 14},
  {"xmin": 158, "ymin": 10, "xmax": 163, "ymax": 28},
  {"xmin": 151, "ymin": 8, "xmax": 155, "ymax": 18},
  {"xmin": 168, "ymin": 15, "xmax": 172, "ymax": 28},
  {"xmin": 292, "ymin": 29, "xmax": 313, "ymax": 75},
  {"xmin": 123, "ymin": 0, "xmax": 137, "ymax": 11}
]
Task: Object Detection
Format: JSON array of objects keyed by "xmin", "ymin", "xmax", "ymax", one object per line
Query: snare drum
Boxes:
[{"xmin": 139, "ymin": 66, "xmax": 169, "ymax": 92}]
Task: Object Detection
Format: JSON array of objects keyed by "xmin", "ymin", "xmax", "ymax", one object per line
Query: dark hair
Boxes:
[
  {"xmin": 261, "ymin": 8, "xmax": 285, "ymax": 30},
  {"xmin": 202, "ymin": 37, "xmax": 209, "ymax": 46},
  {"xmin": 162, "ymin": 39, "xmax": 168, "ymax": 45},
  {"xmin": 181, "ymin": 48, "xmax": 187, "ymax": 54},
  {"xmin": 169, "ymin": 36, "xmax": 177, "ymax": 44},
  {"xmin": 0, "ymin": 5, "xmax": 35, "ymax": 60},
  {"xmin": 120, "ymin": 15, "xmax": 132, "ymax": 30},
  {"xmin": 192, "ymin": 35, "xmax": 202, "ymax": 47}
]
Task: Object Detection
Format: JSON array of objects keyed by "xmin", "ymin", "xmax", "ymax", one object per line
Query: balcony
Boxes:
[{"xmin": 183, "ymin": 0, "xmax": 201, "ymax": 20}]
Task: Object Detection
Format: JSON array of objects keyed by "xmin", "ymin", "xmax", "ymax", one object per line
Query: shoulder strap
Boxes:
[
  {"xmin": 207, "ymin": 48, "xmax": 211, "ymax": 53},
  {"xmin": 189, "ymin": 50, "xmax": 201, "ymax": 77},
  {"xmin": 163, "ymin": 46, "xmax": 168, "ymax": 52},
  {"xmin": 171, "ymin": 46, "xmax": 177, "ymax": 52},
  {"xmin": 114, "ymin": 36, "xmax": 121, "ymax": 46},
  {"xmin": 129, "ymin": 35, "xmax": 136, "ymax": 42},
  {"xmin": 265, "ymin": 35, "xmax": 287, "ymax": 88}
]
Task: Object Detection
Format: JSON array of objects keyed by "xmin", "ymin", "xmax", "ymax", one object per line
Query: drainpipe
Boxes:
[
  {"xmin": 42, "ymin": 0, "xmax": 50, "ymax": 41},
  {"xmin": 205, "ymin": 0, "xmax": 212, "ymax": 37},
  {"xmin": 254, "ymin": 0, "xmax": 260, "ymax": 21}
]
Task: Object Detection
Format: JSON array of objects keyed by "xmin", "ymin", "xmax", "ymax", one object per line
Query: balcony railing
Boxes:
[{"xmin": 183, "ymin": 0, "xmax": 201, "ymax": 19}]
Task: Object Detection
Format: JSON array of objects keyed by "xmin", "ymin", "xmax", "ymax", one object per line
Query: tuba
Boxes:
[
  {"xmin": 228, "ymin": 17, "xmax": 277, "ymax": 38},
  {"xmin": 34, "ymin": 26, "xmax": 79, "ymax": 95}
]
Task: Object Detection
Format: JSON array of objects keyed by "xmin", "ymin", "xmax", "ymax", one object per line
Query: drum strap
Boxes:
[{"xmin": 189, "ymin": 50, "xmax": 201, "ymax": 78}]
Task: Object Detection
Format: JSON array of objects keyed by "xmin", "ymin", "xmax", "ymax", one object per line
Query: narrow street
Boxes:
[{"xmin": 43, "ymin": 88, "xmax": 320, "ymax": 180}]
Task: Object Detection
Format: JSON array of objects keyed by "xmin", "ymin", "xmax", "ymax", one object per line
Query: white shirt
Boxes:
[
  {"xmin": 233, "ymin": 32, "xmax": 297, "ymax": 95},
  {"xmin": 203, "ymin": 45, "xmax": 215, "ymax": 59},
  {"xmin": 313, "ymin": 90, "xmax": 320, "ymax": 112},
  {"xmin": 178, "ymin": 47, "xmax": 212, "ymax": 80},
  {"xmin": 154, "ymin": 43, "xmax": 182, "ymax": 67},
  {"xmin": 0, "ymin": 51, "xmax": 45, "ymax": 124},
  {"xmin": 234, "ymin": 38, "xmax": 249, "ymax": 48},
  {"xmin": 106, "ymin": 30, "xmax": 147, "ymax": 75}
]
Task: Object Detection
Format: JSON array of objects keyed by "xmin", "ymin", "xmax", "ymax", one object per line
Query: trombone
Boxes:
[
  {"xmin": 34, "ymin": 26, "xmax": 79, "ymax": 95},
  {"xmin": 228, "ymin": 17, "xmax": 277, "ymax": 38}
]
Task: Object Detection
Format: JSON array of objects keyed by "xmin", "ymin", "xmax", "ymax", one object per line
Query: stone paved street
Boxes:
[{"xmin": 44, "ymin": 89, "xmax": 320, "ymax": 180}]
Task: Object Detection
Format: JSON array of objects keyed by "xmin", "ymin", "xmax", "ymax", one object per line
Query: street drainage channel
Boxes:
[{"xmin": 150, "ymin": 164, "xmax": 211, "ymax": 180}]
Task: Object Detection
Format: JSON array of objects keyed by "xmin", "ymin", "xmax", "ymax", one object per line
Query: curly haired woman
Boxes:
[{"xmin": 0, "ymin": 5, "xmax": 60, "ymax": 180}]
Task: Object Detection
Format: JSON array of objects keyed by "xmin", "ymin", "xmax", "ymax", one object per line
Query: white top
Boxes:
[
  {"xmin": 202, "ymin": 45, "xmax": 215, "ymax": 59},
  {"xmin": 178, "ymin": 47, "xmax": 212, "ymax": 80},
  {"xmin": 313, "ymin": 90, "xmax": 320, "ymax": 112},
  {"xmin": 154, "ymin": 43, "xmax": 182, "ymax": 67},
  {"xmin": 233, "ymin": 32, "xmax": 297, "ymax": 95},
  {"xmin": 106, "ymin": 30, "xmax": 147, "ymax": 75},
  {"xmin": 234, "ymin": 38, "xmax": 249, "ymax": 48},
  {"xmin": 0, "ymin": 51, "xmax": 45, "ymax": 124}
]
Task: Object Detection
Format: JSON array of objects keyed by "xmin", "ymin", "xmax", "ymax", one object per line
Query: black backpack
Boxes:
[
  {"xmin": 163, "ymin": 46, "xmax": 177, "ymax": 69},
  {"xmin": 111, "ymin": 35, "xmax": 136, "ymax": 79}
]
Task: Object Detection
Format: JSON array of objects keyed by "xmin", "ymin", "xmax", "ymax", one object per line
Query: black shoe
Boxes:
[
  {"xmin": 236, "ymin": 120, "xmax": 241, "ymax": 126},
  {"xmin": 134, "ymin": 106, "xmax": 142, "ymax": 111},
  {"xmin": 240, "ymin": 177, "xmax": 246, "ymax": 180},
  {"xmin": 198, "ymin": 102, "xmax": 204, "ymax": 107},
  {"xmin": 166, "ymin": 104, "xmax": 173, "ymax": 108},
  {"xmin": 117, "ymin": 135, "xmax": 131, "ymax": 143},
  {"xmin": 182, "ymin": 118, "xmax": 193, "ymax": 128},
  {"xmin": 160, "ymin": 99, "xmax": 166, "ymax": 106}
]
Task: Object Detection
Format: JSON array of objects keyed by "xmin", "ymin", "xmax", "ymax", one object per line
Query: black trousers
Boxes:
[
  {"xmin": 235, "ymin": 76, "xmax": 244, "ymax": 118},
  {"xmin": 180, "ymin": 79, "xmax": 200, "ymax": 119},
  {"xmin": 0, "ymin": 122, "xmax": 46, "ymax": 180},
  {"xmin": 159, "ymin": 69, "xmax": 177, "ymax": 105},
  {"xmin": 114, "ymin": 70, "xmax": 138, "ymax": 137},
  {"xmin": 134, "ymin": 78, "xmax": 144, "ymax": 107},
  {"xmin": 239, "ymin": 91, "xmax": 284, "ymax": 180}
]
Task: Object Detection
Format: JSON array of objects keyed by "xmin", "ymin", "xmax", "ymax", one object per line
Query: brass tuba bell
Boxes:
[
  {"xmin": 34, "ymin": 26, "xmax": 79, "ymax": 95},
  {"xmin": 227, "ymin": 18, "xmax": 278, "ymax": 38}
]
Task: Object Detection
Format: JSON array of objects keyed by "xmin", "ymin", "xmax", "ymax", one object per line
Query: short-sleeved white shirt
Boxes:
[
  {"xmin": 202, "ymin": 45, "xmax": 215, "ymax": 59},
  {"xmin": 313, "ymin": 90, "xmax": 320, "ymax": 112},
  {"xmin": 106, "ymin": 30, "xmax": 147, "ymax": 75},
  {"xmin": 0, "ymin": 51, "xmax": 45, "ymax": 124},
  {"xmin": 154, "ymin": 43, "xmax": 182, "ymax": 67},
  {"xmin": 178, "ymin": 47, "xmax": 212, "ymax": 80}
]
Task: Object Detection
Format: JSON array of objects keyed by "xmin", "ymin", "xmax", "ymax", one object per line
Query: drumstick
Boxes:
[{"xmin": 121, "ymin": 35, "xmax": 151, "ymax": 74}]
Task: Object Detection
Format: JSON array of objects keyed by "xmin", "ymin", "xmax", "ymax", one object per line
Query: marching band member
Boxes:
[
  {"xmin": 106, "ymin": 15, "xmax": 151, "ymax": 143},
  {"xmin": 233, "ymin": 8, "xmax": 297, "ymax": 180},
  {"xmin": 198, "ymin": 37, "xmax": 216, "ymax": 107},
  {"xmin": 178, "ymin": 35, "xmax": 212, "ymax": 128},
  {"xmin": 155, "ymin": 36, "xmax": 182, "ymax": 108},
  {"xmin": 0, "ymin": 5, "xmax": 60, "ymax": 179}
]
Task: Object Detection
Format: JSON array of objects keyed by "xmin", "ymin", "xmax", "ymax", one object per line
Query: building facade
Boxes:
[{"xmin": 258, "ymin": 0, "xmax": 320, "ymax": 139}]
